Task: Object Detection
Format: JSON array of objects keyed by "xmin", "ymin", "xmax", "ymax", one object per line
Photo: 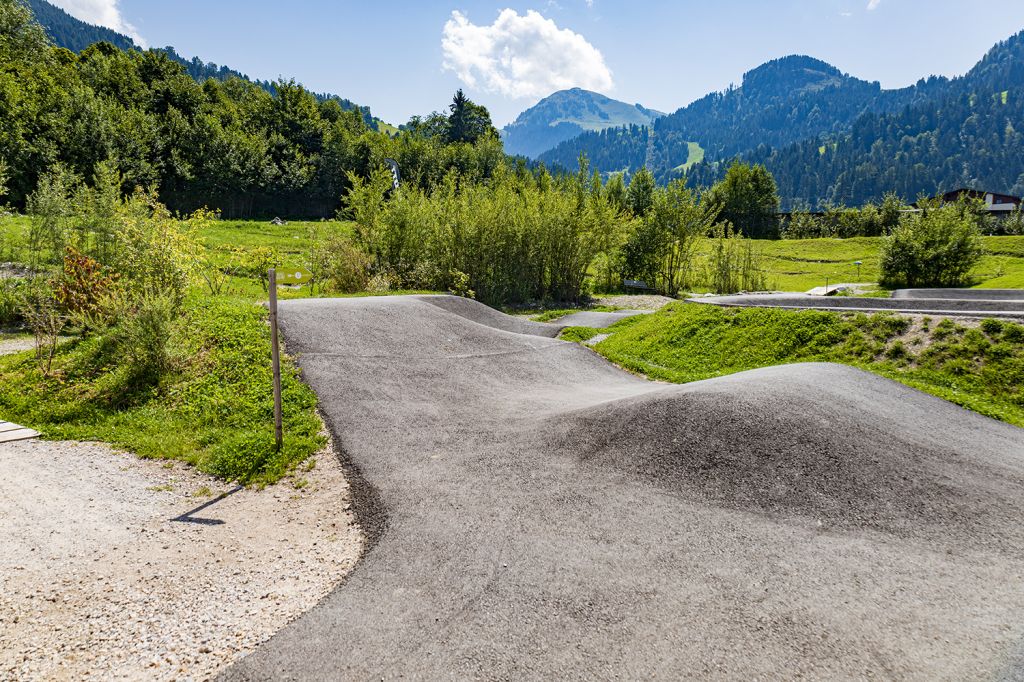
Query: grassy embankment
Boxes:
[
  {"xmin": 563, "ymin": 303, "xmax": 1024, "ymax": 428},
  {"xmin": 0, "ymin": 216, "xmax": 410, "ymax": 485}
]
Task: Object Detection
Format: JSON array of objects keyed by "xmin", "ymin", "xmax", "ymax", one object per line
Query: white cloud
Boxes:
[
  {"xmin": 441, "ymin": 9, "xmax": 613, "ymax": 100},
  {"xmin": 867, "ymin": 0, "xmax": 882, "ymax": 9},
  {"xmin": 48, "ymin": 0, "xmax": 146, "ymax": 47}
]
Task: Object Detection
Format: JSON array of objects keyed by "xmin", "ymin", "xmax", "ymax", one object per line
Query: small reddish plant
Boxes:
[{"xmin": 54, "ymin": 246, "xmax": 120, "ymax": 329}]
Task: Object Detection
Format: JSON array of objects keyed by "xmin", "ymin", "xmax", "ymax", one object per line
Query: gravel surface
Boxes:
[
  {"xmin": 224, "ymin": 294, "xmax": 1024, "ymax": 680},
  {"xmin": 0, "ymin": 336, "xmax": 35, "ymax": 356},
  {"xmin": 0, "ymin": 438, "xmax": 363, "ymax": 681},
  {"xmin": 593, "ymin": 293, "xmax": 675, "ymax": 310}
]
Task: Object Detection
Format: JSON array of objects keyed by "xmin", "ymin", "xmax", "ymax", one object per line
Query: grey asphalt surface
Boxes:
[
  {"xmin": 892, "ymin": 288, "xmax": 1024, "ymax": 301},
  {"xmin": 692, "ymin": 291, "xmax": 1024, "ymax": 318},
  {"xmin": 224, "ymin": 294, "xmax": 1024, "ymax": 680},
  {"xmin": 554, "ymin": 309, "xmax": 650, "ymax": 327}
]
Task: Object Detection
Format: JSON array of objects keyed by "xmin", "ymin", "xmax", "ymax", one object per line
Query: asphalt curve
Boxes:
[
  {"xmin": 692, "ymin": 291, "xmax": 1024, "ymax": 318},
  {"xmin": 223, "ymin": 294, "xmax": 1024, "ymax": 680}
]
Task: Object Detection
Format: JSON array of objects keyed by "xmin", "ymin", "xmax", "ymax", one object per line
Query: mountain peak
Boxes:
[
  {"xmin": 741, "ymin": 55, "xmax": 850, "ymax": 96},
  {"xmin": 502, "ymin": 89, "xmax": 663, "ymax": 159}
]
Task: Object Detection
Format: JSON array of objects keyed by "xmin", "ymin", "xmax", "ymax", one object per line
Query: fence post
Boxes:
[{"xmin": 269, "ymin": 268, "xmax": 283, "ymax": 453}]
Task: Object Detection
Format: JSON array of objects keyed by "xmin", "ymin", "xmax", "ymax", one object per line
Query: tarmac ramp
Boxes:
[
  {"xmin": 892, "ymin": 288, "xmax": 1024, "ymax": 301},
  {"xmin": 693, "ymin": 291, "xmax": 1024, "ymax": 318},
  {"xmin": 224, "ymin": 295, "xmax": 1024, "ymax": 680}
]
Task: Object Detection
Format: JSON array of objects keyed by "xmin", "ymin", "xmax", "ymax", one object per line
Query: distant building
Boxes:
[{"xmin": 922, "ymin": 188, "xmax": 1022, "ymax": 214}]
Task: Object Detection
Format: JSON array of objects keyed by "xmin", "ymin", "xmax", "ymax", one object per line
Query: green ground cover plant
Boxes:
[
  {"xmin": 568, "ymin": 303, "xmax": 1024, "ymax": 427},
  {"xmin": 0, "ymin": 191, "xmax": 333, "ymax": 485},
  {"xmin": 0, "ymin": 295, "xmax": 323, "ymax": 484}
]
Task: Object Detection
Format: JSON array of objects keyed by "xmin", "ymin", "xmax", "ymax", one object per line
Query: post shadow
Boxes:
[{"xmin": 171, "ymin": 485, "xmax": 244, "ymax": 525}]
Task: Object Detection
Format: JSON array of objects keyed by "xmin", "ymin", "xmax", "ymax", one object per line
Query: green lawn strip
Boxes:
[
  {"xmin": 564, "ymin": 302, "xmax": 1024, "ymax": 428},
  {"xmin": 0, "ymin": 295, "xmax": 323, "ymax": 485},
  {"xmin": 529, "ymin": 305, "xmax": 619, "ymax": 322}
]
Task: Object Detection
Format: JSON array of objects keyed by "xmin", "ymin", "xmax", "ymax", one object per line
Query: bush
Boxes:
[
  {"xmin": 116, "ymin": 291, "xmax": 179, "ymax": 380},
  {"xmin": 0, "ymin": 278, "xmax": 26, "ymax": 328},
  {"xmin": 344, "ymin": 163, "xmax": 605, "ymax": 304},
  {"xmin": 113, "ymin": 189, "xmax": 205, "ymax": 307},
  {"xmin": 19, "ymin": 277, "xmax": 66, "ymax": 375},
  {"xmin": 26, "ymin": 165, "xmax": 78, "ymax": 267},
  {"xmin": 309, "ymin": 230, "xmax": 371, "ymax": 294},
  {"xmin": 704, "ymin": 223, "xmax": 768, "ymax": 294},
  {"xmin": 54, "ymin": 247, "xmax": 120, "ymax": 331},
  {"xmin": 879, "ymin": 203, "xmax": 984, "ymax": 288}
]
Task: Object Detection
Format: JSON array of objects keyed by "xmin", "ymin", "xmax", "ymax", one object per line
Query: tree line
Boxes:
[{"xmin": 0, "ymin": 0, "xmax": 506, "ymax": 218}]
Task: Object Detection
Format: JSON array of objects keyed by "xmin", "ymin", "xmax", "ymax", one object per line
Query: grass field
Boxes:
[
  {"xmin": 673, "ymin": 142, "xmax": 706, "ymax": 174},
  {"xmin": 755, "ymin": 236, "xmax": 1024, "ymax": 291},
  {"xmin": 4, "ymin": 217, "xmax": 1024, "ymax": 294},
  {"xmin": 566, "ymin": 303, "xmax": 1024, "ymax": 428}
]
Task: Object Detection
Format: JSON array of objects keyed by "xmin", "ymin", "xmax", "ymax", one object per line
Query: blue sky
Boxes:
[{"xmin": 54, "ymin": 1, "xmax": 1024, "ymax": 126}]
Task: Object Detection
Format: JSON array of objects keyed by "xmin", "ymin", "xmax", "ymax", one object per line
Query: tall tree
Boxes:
[
  {"xmin": 0, "ymin": 0, "xmax": 49, "ymax": 65},
  {"xmin": 626, "ymin": 167, "xmax": 656, "ymax": 217},
  {"xmin": 446, "ymin": 89, "xmax": 497, "ymax": 144},
  {"xmin": 705, "ymin": 162, "xmax": 780, "ymax": 238}
]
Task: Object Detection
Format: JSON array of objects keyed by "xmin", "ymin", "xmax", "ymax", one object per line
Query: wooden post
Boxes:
[{"xmin": 269, "ymin": 268, "xmax": 283, "ymax": 453}]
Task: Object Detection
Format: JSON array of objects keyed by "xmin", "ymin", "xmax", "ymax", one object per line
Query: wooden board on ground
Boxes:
[{"xmin": 0, "ymin": 420, "xmax": 39, "ymax": 443}]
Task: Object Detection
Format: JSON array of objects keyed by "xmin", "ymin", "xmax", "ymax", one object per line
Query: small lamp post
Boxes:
[{"xmin": 854, "ymin": 260, "xmax": 863, "ymax": 281}]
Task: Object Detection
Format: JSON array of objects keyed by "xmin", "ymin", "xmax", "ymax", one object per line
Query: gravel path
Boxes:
[
  {"xmin": 593, "ymin": 293, "xmax": 675, "ymax": 310},
  {"xmin": 0, "ymin": 336, "xmax": 34, "ymax": 356},
  {"xmin": 0, "ymin": 438, "xmax": 363, "ymax": 681},
  {"xmin": 224, "ymin": 295, "xmax": 1024, "ymax": 680}
]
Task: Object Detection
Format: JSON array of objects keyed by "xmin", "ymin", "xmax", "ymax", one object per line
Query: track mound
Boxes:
[
  {"xmin": 415, "ymin": 294, "xmax": 561, "ymax": 337},
  {"xmin": 226, "ymin": 295, "xmax": 1024, "ymax": 681},
  {"xmin": 545, "ymin": 362, "xmax": 1024, "ymax": 546}
]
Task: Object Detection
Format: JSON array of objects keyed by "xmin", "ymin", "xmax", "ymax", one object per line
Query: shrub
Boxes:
[
  {"xmin": 980, "ymin": 318, "xmax": 1004, "ymax": 337},
  {"xmin": 0, "ymin": 278, "xmax": 26, "ymax": 328},
  {"xmin": 19, "ymin": 277, "xmax": 66, "ymax": 374},
  {"xmin": 879, "ymin": 203, "xmax": 984, "ymax": 288},
  {"xmin": 448, "ymin": 270, "xmax": 475, "ymax": 299},
  {"xmin": 343, "ymin": 163, "xmax": 608, "ymax": 304},
  {"xmin": 117, "ymin": 290, "xmax": 179, "ymax": 380},
  {"xmin": 26, "ymin": 165, "xmax": 78, "ymax": 267},
  {"xmin": 54, "ymin": 247, "xmax": 120, "ymax": 331},
  {"xmin": 1003, "ymin": 323, "xmax": 1024, "ymax": 343},
  {"xmin": 234, "ymin": 246, "xmax": 282, "ymax": 292},
  {"xmin": 113, "ymin": 190, "xmax": 205, "ymax": 307},
  {"xmin": 309, "ymin": 230, "xmax": 371, "ymax": 294},
  {"xmin": 704, "ymin": 223, "xmax": 768, "ymax": 294}
]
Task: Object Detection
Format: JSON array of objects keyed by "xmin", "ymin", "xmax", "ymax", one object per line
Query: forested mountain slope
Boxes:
[
  {"xmin": 501, "ymin": 88, "xmax": 662, "ymax": 159},
  {"xmin": 25, "ymin": 0, "xmax": 376, "ymax": 126},
  {"xmin": 541, "ymin": 32, "xmax": 1024, "ymax": 207},
  {"xmin": 25, "ymin": 0, "xmax": 133, "ymax": 52},
  {"xmin": 539, "ymin": 55, "xmax": 941, "ymax": 179},
  {"xmin": 688, "ymin": 30, "xmax": 1024, "ymax": 207}
]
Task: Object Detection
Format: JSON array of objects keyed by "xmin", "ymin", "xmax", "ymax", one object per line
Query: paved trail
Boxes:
[
  {"xmin": 224, "ymin": 294, "xmax": 1024, "ymax": 680},
  {"xmin": 693, "ymin": 288, "xmax": 1024, "ymax": 319}
]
